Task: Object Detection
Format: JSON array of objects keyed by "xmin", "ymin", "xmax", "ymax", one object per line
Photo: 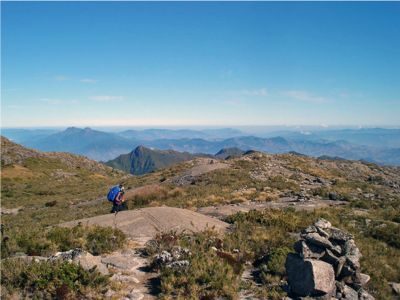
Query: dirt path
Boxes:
[
  {"xmin": 100, "ymin": 243, "xmax": 157, "ymax": 300},
  {"xmin": 169, "ymin": 158, "xmax": 229, "ymax": 185}
]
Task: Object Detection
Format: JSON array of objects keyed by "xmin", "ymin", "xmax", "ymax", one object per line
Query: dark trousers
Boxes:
[{"xmin": 111, "ymin": 202, "xmax": 127, "ymax": 213}]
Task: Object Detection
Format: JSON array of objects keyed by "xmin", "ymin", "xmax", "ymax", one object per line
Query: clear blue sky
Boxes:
[{"xmin": 2, "ymin": 1, "xmax": 399, "ymax": 128}]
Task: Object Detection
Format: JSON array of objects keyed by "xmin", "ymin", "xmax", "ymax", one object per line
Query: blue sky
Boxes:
[{"xmin": 1, "ymin": 1, "xmax": 400, "ymax": 128}]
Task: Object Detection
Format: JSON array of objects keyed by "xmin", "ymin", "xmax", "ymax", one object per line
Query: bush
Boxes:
[
  {"xmin": 148, "ymin": 230, "xmax": 240, "ymax": 299},
  {"xmin": 2, "ymin": 225, "xmax": 126, "ymax": 258},
  {"xmin": 1, "ymin": 258, "xmax": 108, "ymax": 299},
  {"xmin": 264, "ymin": 246, "xmax": 292, "ymax": 276},
  {"xmin": 47, "ymin": 226, "xmax": 85, "ymax": 251},
  {"xmin": 86, "ymin": 226, "xmax": 126, "ymax": 255}
]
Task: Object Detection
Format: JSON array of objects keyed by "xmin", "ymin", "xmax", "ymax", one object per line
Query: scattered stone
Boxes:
[
  {"xmin": 390, "ymin": 282, "xmax": 400, "ymax": 295},
  {"xmin": 127, "ymin": 289, "xmax": 144, "ymax": 300},
  {"xmin": 166, "ymin": 260, "xmax": 190, "ymax": 269},
  {"xmin": 0, "ymin": 207, "xmax": 22, "ymax": 215},
  {"xmin": 111, "ymin": 274, "xmax": 140, "ymax": 283},
  {"xmin": 342, "ymin": 284, "xmax": 358, "ymax": 299},
  {"xmin": 101, "ymin": 254, "xmax": 139, "ymax": 270},
  {"xmin": 153, "ymin": 247, "xmax": 191, "ymax": 270},
  {"xmin": 104, "ymin": 289, "xmax": 115, "ymax": 298},
  {"xmin": 358, "ymin": 288, "xmax": 375, "ymax": 300},
  {"xmin": 50, "ymin": 248, "xmax": 109, "ymax": 275}
]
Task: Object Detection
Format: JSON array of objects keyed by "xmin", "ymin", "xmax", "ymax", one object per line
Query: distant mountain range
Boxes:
[{"xmin": 2, "ymin": 126, "xmax": 400, "ymax": 165}]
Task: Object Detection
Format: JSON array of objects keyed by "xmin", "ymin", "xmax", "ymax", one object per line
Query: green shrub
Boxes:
[
  {"xmin": 367, "ymin": 222, "xmax": 400, "ymax": 249},
  {"xmin": 2, "ymin": 225, "xmax": 126, "ymax": 258},
  {"xmin": 86, "ymin": 226, "xmax": 126, "ymax": 255},
  {"xmin": 1, "ymin": 258, "xmax": 108, "ymax": 299},
  {"xmin": 264, "ymin": 247, "xmax": 292, "ymax": 276},
  {"xmin": 148, "ymin": 230, "xmax": 240, "ymax": 299},
  {"xmin": 47, "ymin": 226, "xmax": 85, "ymax": 251}
]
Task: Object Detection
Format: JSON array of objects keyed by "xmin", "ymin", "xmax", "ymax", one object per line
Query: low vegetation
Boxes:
[
  {"xmin": 2, "ymin": 225, "xmax": 126, "ymax": 258},
  {"xmin": 145, "ymin": 207, "xmax": 400, "ymax": 299},
  {"xmin": 1, "ymin": 258, "xmax": 109, "ymax": 299}
]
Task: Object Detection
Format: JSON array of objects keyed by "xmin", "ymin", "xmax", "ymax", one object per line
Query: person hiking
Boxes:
[{"xmin": 108, "ymin": 184, "xmax": 127, "ymax": 213}]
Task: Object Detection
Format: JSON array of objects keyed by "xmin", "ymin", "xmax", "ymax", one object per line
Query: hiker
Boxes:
[{"xmin": 108, "ymin": 184, "xmax": 127, "ymax": 213}]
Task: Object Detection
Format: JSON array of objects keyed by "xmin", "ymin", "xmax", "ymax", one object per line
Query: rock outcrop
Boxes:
[
  {"xmin": 50, "ymin": 248, "xmax": 109, "ymax": 275},
  {"xmin": 285, "ymin": 219, "xmax": 374, "ymax": 299}
]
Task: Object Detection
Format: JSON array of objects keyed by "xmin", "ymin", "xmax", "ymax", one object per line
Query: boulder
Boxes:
[
  {"xmin": 358, "ymin": 288, "xmax": 375, "ymax": 300},
  {"xmin": 303, "ymin": 232, "xmax": 334, "ymax": 249},
  {"xmin": 315, "ymin": 218, "xmax": 332, "ymax": 229},
  {"xmin": 51, "ymin": 248, "xmax": 109, "ymax": 275},
  {"xmin": 328, "ymin": 228, "xmax": 353, "ymax": 244},
  {"xmin": 390, "ymin": 282, "xmax": 400, "ymax": 295},
  {"xmin": 341, "ymin": 284, "xmax": 358, "ymax": 300},
  {"xmin": 286, "ymin": 254, "xmax": 335, "ymax": 297},
  {"xmin": 294, "ymin": 240, "xmax": 325, "ymax": 259}
]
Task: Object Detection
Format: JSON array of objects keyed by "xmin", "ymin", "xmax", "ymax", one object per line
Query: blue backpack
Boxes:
[{"xmin": 107, "ymin": 185, "xmax": 121, "ymax": 202}]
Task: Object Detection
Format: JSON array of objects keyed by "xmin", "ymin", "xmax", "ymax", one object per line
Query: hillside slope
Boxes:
[
  {"xmin": 2, "ymin": 138, "xmax": 400, "ymax": 299},
  {"xmin": 106, "ymin": 145, "xmax": 199, "ymax": 175}
]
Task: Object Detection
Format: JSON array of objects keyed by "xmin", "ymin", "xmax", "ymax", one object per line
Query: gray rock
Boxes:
[
  {"xmin": 73, "ymin": 252, "xmax": 109, "ymax": 275},
  {"xmin": 321, "ymin": 249, "xmax": 345, "ymax": 278},
  {"xmin": 153, "ymin": 247, "xmax": 191, "ymax": 268},
  {"xmin": 286, "ymin": 254, "xmax": 335, "ymax": 297},
  {"xmin": 294, "ymin": 240, "xmax": 325, "ymax": 259},
  {"xmin": 50, "ymin": 248, "xmax": 109, "ymax": 275},
  {"xmin": 341, "ymin": 284, "xmax": 358, "ymax": 300},
  {"xmin": 104, "ymin": 289, "xmax": 115, "ymax": 298},
  {"xmin": 303, "ymin": 225, "xmax": 318, "ymax": 234},
  {"xmin": 304, "ymin": 232, "xmax": 334, "ymax": 249},
  {"xmin": 166, "ymin": 260, "xmax": 190, "ymax": 269},
  {"xmin": 390, "ymin": 282, "xmax": 400, "ymax": 295},
  {"xmin": 344, "ymin": 240, "xmax": 361, "ymax": 270},
  {"xmin": 358, "ymin": 288, "xmax": 375, "ymax": 300},
  {"xmin": 327, "ymin": 227, "xmax": 353, "ymax": 244},
  {"xmin": 354, "ymin": 273, "xmax": 370, "ymax": 287},
  {"xmin": 154, "ymin": 250, "xmax": 173, "ymax": 265},
  {"xmin": 316, "ymin": 227, "xmax": 330, "ymax": 238},
  {"xmin": 329, "ymin": 192, "xmax": 338, "ymax": 200},
  {"xmin": 101, "ymin": 254, "xmax": 138, "ymax": 270},
  {"xmin": 344, "ymin": 240, "xmax": 360, "ymax": 257},
  {"xmin": 331, "ymin": 245, "xmax": 343, "ymax": 257},
  {"xmin": 315, "ymin": 219, "xmax": 332, "ymax": 229},
  {"xmin": 127, "ymin": 290, "xmax": 144, "ymax": 300}
]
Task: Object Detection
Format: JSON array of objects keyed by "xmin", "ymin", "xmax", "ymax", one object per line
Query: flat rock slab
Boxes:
[{"xmin": 60, "ymin": 207, "xmax": 229, "ymax": 244}]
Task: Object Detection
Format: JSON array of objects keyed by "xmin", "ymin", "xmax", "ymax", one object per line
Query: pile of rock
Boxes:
[
  {"xmin": 285, "ymin": 219, "xmax": 374, "ymax": 299},
  {"xmin": 152, "ymin": 246, "xmax": 191, "ymax": 270}
]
